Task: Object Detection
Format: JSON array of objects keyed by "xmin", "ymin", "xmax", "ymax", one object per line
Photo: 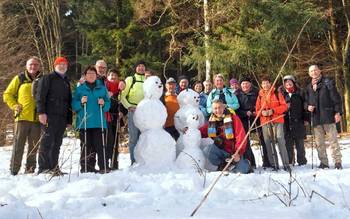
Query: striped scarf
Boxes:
[{"xmin": 208, "ymin": 110, "xmax": 234, "ymax": 139}]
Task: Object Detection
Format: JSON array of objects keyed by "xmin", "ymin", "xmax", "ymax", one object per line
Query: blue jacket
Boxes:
[
  {"xmin": 206, "ymin": 87, "xmax": 240, "ymax": 114},
  {"xmin": 199, "ymin": 92, "xmax": 209, "ymax": 119},
  {"xmin": 72, "ymin": 80, "xmax": 111, "ymax": 129}
]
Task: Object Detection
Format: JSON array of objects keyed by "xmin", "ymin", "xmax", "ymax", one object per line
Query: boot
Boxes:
[
  {"xmin": 335, "ymin": 162, "xmax": 342, "ymax": 169},
  {"xmin": 318, "ymin": 163, "xmax": 329, "ymax": 169}
]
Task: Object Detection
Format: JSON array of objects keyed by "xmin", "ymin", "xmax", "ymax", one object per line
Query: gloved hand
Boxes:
[
  {"xmin": 261, "ymin": 110, "xmax": 269, "ymax": 117},
  {"xmin": 13, "ymin": 104, "xmax": 22, "ymax": 113},
  {"xmin": 267, "ymin": 109, "xmax": 274, "ymax": 116}
]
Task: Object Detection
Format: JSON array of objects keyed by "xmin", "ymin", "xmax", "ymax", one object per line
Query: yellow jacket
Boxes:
[
  {"xmin": 121, "ymin": 73, "xmax": 145, "ymax": 109},
  {"xmin": 3, "ymin": 71, "xmax": 41, "ymax": 122}
]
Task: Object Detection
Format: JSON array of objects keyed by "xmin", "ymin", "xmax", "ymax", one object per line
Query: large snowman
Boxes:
[
  {"xmin": 133, "ymin": 76, "xmax": 176, "ymax": 170},
  {"xmin": 176, "ymin": 110, "xmax": 205, "ymax": 170},
  {"xmin": 174, "ymin": 89, "xmax": 205, "ymax": 155}
]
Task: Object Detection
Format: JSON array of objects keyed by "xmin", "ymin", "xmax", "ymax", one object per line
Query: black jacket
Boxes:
[
  {"xmin": 235, "ymin": 87, "xmax": 259, "ymax": 130},
  {"xmin": 36, "ymin": 71, "xmax": 72, "ymax": 124},
  {"xmin": 280, "ymin": 85, "xmax": 306, "ymax": 138},
  {"xmin": 305, "ymin": 76, "xmax": 342, "ymax": 126}
]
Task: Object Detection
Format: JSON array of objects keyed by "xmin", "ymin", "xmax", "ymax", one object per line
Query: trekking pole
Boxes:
[
  {"xmin": 310, "ymin": 111, "xmax": 314, "ymax": 169},
  {"xmin": 267, "ymin": 120, "xmax": 278, "ymax": 170},
  {"xmin": 111, "ymin": 94, "xmax": 121, "ymax": 170},
  {"xmin": 83, "ymin": 103, "xmax": 87, "ymax": 173},
  {"xmin": 99, "ymin": 103, "xmax": 107, "ymax": 174}
]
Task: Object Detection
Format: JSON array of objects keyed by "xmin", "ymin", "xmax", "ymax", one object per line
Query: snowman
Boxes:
[
  {"xmin": 133, "ymin": 76, "xmax": 176, "ymax": 170},
  {"xmin": 176, "ymin": 110, "xmax": 205, "ymax": 170},
  {"xmin": 174, "ymin": 89, "xmax": 205, "ymax": 155}
]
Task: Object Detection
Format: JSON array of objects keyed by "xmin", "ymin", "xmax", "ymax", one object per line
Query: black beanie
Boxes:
[
  {"xmin": 134, "ymin": 60, "xmax": 146, "ymax": 70},
  {"xmin": 239, "ymin": 76, "xmax": 252, "ymax": 84}
]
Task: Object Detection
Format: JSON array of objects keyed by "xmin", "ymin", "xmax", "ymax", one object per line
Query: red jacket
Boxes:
[
  {"xmin": 105, "ymin": 80, "xmax": 122, "ymax": 122},
  {"xmin": 256, "ymin": 87, "xmax": 287, "ymax": 125},
  {"xmin": 199, "ymin": 113, "xmax": 247, "ymax": 156}
]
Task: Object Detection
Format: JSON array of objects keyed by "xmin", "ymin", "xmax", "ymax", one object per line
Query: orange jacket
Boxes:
[
  {"xmin": 256, "ymin": 87, "xmax": 287, "ymax": 125},
  {"xmin": 164, "ymin": 93, "xmax": 180, "ymax": 128}
]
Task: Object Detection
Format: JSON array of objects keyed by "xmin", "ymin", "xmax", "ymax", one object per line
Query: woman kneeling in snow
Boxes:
[{"xmin": 200, "ymin": 99, "xmax": 251, "ymax": 174}]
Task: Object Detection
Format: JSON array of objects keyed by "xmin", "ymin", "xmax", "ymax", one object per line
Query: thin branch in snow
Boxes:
[
  {"xmin": 309, "ymin": 190, "xmax": 335, "ymax": 205},
  {"xmin": 37, "ymin": 208, "xmax": 44, "ymax": 219}
]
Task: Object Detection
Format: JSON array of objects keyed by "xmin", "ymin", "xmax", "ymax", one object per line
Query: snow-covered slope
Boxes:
[{"xmin": 0, "ymin": 137, "xmax": 350, "ymax": 219}]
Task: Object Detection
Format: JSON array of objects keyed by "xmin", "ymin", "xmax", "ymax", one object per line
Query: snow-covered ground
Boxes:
[{"xmin": 0, "ymin": 137, "xmax": 350, "ymax": 219}]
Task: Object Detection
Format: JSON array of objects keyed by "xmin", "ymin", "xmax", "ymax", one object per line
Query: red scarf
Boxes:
[{"xmin": 286, "ymin": 86, "xmax": 295, "ymax": 93}]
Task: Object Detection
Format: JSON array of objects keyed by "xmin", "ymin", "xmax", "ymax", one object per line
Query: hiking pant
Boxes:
[
  {"xmin": 38, "ymin": 116, "xmax": 67, "ymax": 172},
  {"xmin": 10, "ymin": 121, "xmax": 41, "ymax": 174},
  {"xmin": 106, "ymin": 122, "xmax": 119, "ymax": 168},
  {"xmin": 262, "ymin": 123, "xmax": 289, "ymax": 168},
  {"xmin": 285, "ymin": 134, "xmax": 307, "ymax": 165},
  {"xmin": 127, "ymin": 111, "xmax": 140, "ymax": 164},
  {"xmin": 314, "ymin": 123, "xmax": 342, "ymax": 165},
  {"xmin": 79, "ymin": 128, "xmax": 107, "ymax": 172},
  {"xmin": 241, "ymin": 119, "xmax": 256, "ymax": 167},
  {"xmin": 203, "ymin": 144, "xmax": 250, "ymax": 174}
]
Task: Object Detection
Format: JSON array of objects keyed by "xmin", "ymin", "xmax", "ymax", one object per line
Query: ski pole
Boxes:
[
  {"xmin": 310, "ymin": 111, "xmax": 314, "ymax": 169},
  {"xmin": 83, "ymin": 103, "xmax": 87, "ymax": 173},
  {"xmin": 111, "ymin": 112, "xmax": 120, "ymax": 169},
  {"xmin": 99, "ymin": 102, "xmax": 107, "ymax": 174}
]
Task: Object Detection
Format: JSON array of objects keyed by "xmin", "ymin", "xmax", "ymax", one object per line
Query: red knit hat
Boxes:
[{"xmin": 54, "ymin": 57, "xmax": 68, "ymax": 66}]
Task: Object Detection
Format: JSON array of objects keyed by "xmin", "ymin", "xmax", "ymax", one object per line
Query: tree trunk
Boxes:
[
  {"xmin": 342, "ymin": 0, "xmax": 350, "ymax": 131},
  {"xmin": 328, "ymin": 0, "xmax": 347, "ymax": 131},
  {"xmin": 203, "ymin": 0, "xmax": 211, "ymax": 81}
]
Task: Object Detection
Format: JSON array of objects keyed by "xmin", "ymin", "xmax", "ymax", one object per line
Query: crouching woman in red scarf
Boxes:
[{"xmin": 199, "ymin": 99, "xmax": 251, "ymax": 173}]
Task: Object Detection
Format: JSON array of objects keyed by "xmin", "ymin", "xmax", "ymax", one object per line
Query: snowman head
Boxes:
[
  {"xmin": 177, "ymin": 89, "xmax": 200, "ymax": 107},
  {"xmin": 144, "ymin": 76, "xmax": 163, "ymax": 99},
  {"xmin": 186, "ymin": 111, "xmax": 200, "ymax": 129}
]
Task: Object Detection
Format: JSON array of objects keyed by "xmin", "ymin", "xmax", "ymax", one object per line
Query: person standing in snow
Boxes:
[
  {"xmin": 176, "ymin": 75, "xmax": 189, "ymax": 94},
  {"xmin": 3, "ymin": 56, "xmax": 42, "ymax": 175},
  {"xmin": 164, "ymin": 77, "xmax": 180, "ymax": 140},
  {"xmin": 72, "ymin": 65, "xmax": 111, "ymax": 173},
  {"xmin": 305, "ymin": 65, "xmax": 343, "ymax": 169},
  {"xmin": 206, "ymin": 74, "xmax": 240, "ymax": 115},
  {"xmin": 120, "ymin": 61, "xmax": 146, "ymax": 164},
  {"xmin": 256, "ymin": 76, "xmax": 290, "ymax": 171},
  {"xmin": 36, "ymin": 57, "xmax": 72, "ymax": 175},
  {"xmin": 280, "ymin": 75, "xmax": 307, "ymax": 166},
  {"xmin": 234, "ymin": 77, "xmax": 258, "ymax": 169},
  {"xmin": 192, "ymin": 81, "xmax": 209, "ymax": 121},
  {"xmin": 200, "ymin": 99, "xmax": 250, "ymax": 173},
  {"xmin": 203, "ymin": 80, "xmax": 213, "ymax": 95},
  {"xmin": 105, "ymin": 69, "xmax": 125, "ymax": 169}
]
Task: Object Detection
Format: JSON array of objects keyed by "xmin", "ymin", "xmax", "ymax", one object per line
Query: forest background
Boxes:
[{"xmin": 0, "ymin": 0, "xmax": 349, "ymax": 144}]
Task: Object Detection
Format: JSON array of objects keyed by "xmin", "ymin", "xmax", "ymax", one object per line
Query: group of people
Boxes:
[{"xmin": 3, "ymin": 55, "xmax": 344, "ymax": 176}]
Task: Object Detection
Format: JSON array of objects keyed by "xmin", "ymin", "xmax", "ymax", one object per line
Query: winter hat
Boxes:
[
  {"xmin": 166, "ymin": 77, "xmax": 176, "ymax": 84},
  {"xmin": 178, "ymin": 75, "xmax": 189, "ymax": 82},
  {"xmin": 54, "ymin": 57, "xmax": 68, "ymax": 66},
  {"xmin": 134, "ymin": 60, "xmax": 146, "ymax": 70},
  {"xmin": 283, "ymin": 75, "xmax": 296, "ymax": 83},
  {"xmin": 229, "ymin": 78, "xmax": 238, "ymax": 85},
  {"xmin": 239, "ymin": 77, "xmax": 252, "ymax": 84}
]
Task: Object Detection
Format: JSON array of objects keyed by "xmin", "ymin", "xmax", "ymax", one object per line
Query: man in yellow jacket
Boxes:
[
  {"xmin": 3, "ymin": 56, "xmax": 42, "ymax": 175},
  {"xmin": 120, "ymin": 61, "xmax": 145, "ymax": 164}
]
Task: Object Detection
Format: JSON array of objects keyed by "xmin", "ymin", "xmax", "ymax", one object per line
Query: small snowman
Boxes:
[
  {"xmin": 176, "ymin": 111, "xmax": 205, "ymax": 170},
  {"xmin": 174, "ymin": 89, "xmax": 205, "ymax": 155},
  {"xmin": 133, "ymin": 76, "xmax": 176, "ymax": 170}
]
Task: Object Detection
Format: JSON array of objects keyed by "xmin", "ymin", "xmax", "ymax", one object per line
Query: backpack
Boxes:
[
  {"xmin": 16, "ymin": 72, "xmax": 41, "ymax": 98},
  {"xmin": 125, "ymin": 75, "xmax": 144, "ymax": 104}
]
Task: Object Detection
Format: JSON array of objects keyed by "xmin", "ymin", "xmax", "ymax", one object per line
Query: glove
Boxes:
[
  {"xmin": 267, "ymin": 109, "xmax": 274, "ymax": 116},
  {"xmin": 261, "ymin": 110, "xmax": 269, "ymax": 117}
]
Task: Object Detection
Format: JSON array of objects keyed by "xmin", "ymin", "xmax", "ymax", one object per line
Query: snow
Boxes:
[{"xmin": 0, "ymin": 136, "xmax": 350, "ymax": 219}]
